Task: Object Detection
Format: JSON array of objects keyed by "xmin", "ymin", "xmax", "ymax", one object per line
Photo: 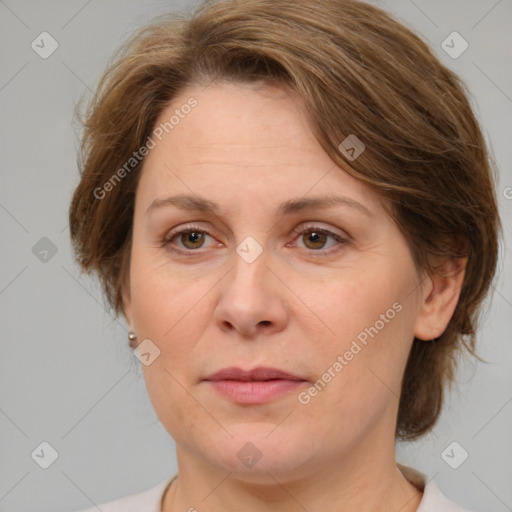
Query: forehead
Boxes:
[
  {"xmin": 135, "ymin": 81, "xmax": 385, "ymax": 217},
  {"xmin": 148, "ymin": 82, "xmax": 318, "ymax": 161}
]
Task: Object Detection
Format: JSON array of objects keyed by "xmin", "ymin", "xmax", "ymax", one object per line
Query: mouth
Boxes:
[{"xmin": 203, "ymin": 366, "xmax": 308, "ymax": 404}]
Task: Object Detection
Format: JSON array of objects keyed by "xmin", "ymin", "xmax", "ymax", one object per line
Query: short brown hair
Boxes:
[{"xmin": 69, "ymin": 0, "xmax": 501, "ymax": 440}]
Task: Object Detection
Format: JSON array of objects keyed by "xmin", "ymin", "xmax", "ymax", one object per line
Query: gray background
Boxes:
[{"xmin": 0, "ymin": 1, "xmax": 511, "ymax": 511}]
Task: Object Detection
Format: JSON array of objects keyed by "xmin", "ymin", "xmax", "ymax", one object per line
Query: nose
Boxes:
[{"xmin": 213, "ymin": 247, "xmax": 289, "ymax": 339}]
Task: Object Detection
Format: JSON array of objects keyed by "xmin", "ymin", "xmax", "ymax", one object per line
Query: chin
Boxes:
[{"xmin": 202, "ymin": 422, "xmax": 321, "ymax": 481}]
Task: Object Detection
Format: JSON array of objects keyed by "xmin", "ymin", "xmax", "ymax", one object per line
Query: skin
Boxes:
[{"xmin": 123, "ymin": 81, "xmax": 466, "ymax": 512}]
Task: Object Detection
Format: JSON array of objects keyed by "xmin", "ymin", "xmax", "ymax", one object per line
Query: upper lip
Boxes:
[{"xmin": 204, "ymin": 366, "xmax": 305, "ymax": 382}]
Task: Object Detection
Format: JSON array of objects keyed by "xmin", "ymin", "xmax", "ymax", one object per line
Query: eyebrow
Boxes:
[{"xmin": 146, "ymin": 194, "xmax": 373, "ymax": 217}]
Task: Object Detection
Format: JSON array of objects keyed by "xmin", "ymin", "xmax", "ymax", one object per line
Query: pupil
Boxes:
[
  {"xmin": 184, "ymin": 231, "xmax": 203, "ymax": 248},
  {"xmin": 306, "ymin": 231, "xmax": 325, "ymax": 249}
]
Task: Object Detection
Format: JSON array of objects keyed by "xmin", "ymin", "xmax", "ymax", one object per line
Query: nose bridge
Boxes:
[
  {"xmin": 214, "ymin": 234, "xmax": 287, "ymax": 336},
  {"xmin": 229, "ymin": 234, "xmax": 270, "ymax": 300},
  {"xmin": 235, "ymin": 234, "xmax": 266, "ymax": 267}
]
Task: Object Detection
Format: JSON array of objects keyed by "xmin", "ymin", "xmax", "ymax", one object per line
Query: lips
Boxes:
[
  {"xmin": 204, "ymin": 366, "xmax": 305, "ymax": 382},
  {"xmin": 203, "ymin": 366, "xmax": 307, "ymax": 404}
]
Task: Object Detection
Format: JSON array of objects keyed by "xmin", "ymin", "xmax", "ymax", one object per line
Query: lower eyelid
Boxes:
[
  {"xmin": 290, "ymin": 229, "xmax": 346, "ymax": 253},
  {"xmin": 163, "ymin": 226, "xmax": 346, "ymax": 253},
  {"xmin": 164, "ymin": 230, "xmax": 216, "ymax": 250}
]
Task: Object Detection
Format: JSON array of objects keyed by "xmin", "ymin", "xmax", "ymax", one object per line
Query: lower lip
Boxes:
[{"xmin": 206, "ymin": 379, "xmax": 306, "ymax": 404}]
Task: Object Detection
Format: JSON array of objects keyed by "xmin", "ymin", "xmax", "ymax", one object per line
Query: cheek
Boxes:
[
  {"xmin": 317, "ymin": 267, "xmax": 408, "ymax": 345},
  {"xmin": 129, "ymin": 247, "xmax": 202, "ymax": 338},
  {"xmin": 131, "ymin": 261, "xmax": 215, "ymax": 440},
  {"xmin": 129, "ymin": 253, "xmax": 223, "ymax": 390},
  {"xmin": 307, "ymin": 262, "xmax": 417, "ymax": 397},
  {"xmin": 296, "ymin": 287, "xmax": 413, "ymax": 445}
]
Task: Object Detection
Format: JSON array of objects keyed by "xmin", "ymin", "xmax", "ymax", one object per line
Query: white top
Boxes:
[{"xmin": 76, "ymin": 464, "xmax": 474, "ymax": 512}]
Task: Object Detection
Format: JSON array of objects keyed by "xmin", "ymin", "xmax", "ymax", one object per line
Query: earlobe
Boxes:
[{"xmin": 413, "ymin": 257, "xmax": 467, "ymax": 341}]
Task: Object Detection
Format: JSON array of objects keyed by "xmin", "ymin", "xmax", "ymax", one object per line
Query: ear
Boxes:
[
  {"xmin": 117, "ymin": 247, "xmax": 133, "ymax": 327},
  {"xmin": 413, "ymin": 256, "xmax": 467, "ymax": 341},
  {"xmin": 122, "ymin": 285, "xmax": 133, "ymax": 328},
  {"xmin": 118, "ymin": 250, "xmax": 133, "ymax": 328}
]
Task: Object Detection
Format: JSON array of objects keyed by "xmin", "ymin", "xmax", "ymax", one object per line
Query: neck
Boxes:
[{"xmin": 162, "ymin": 434, "xmax": 422, "ymax": 512}]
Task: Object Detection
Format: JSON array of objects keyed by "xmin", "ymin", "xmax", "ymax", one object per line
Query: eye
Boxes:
[
  {"xmin": 163, "ymin": 224, "xmax": 219, "ymax": 253},
  {"xmin": 162, "ymin": 223, "xmax": 347, "ymax": 256},
  {"xmin": 289, "ymin": 224, "xmax": 347, "ymax": 255}
]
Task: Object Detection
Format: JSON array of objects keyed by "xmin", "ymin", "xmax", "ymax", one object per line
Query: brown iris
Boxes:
[
  {"xmin": 302, "ymin": 230, "xmax": 328, "ymax": 250},
  {"xmin": 180, "ymin": 231, "xmax": 205, "ymax": 249}
]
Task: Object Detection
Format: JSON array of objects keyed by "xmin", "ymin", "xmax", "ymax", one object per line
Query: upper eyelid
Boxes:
[
  {"xmin": 290, "ymin": 223, "xmax": 348, "ymax": 239},
  {"xmin": 164, "ymin": 223, "xmax": 347, "ymax": 250},
  {"xmin": 165, "ymin": 222, "xmax": 345, "ymax": 239}
]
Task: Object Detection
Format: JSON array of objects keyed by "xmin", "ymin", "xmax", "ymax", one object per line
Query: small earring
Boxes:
[{"xmin": 128, "ymin": 331, "xmax": 137, "ymax": 348}]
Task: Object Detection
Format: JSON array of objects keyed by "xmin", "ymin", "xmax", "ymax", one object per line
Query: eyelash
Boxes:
[{"xmin": 162, "ymin": 223, "xmax": 348, "ymax": 257}]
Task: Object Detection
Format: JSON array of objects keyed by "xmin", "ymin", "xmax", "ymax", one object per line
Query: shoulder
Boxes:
[
  {"xmin": 74, "ymin": 475, "xmax": 175, "ymax": 512},
  {"xmin": 419, "ymin": 479, "xmax": 475, "ymax": 512},
  {"xmin": 398, "ymin": 464, "xmax": 475, "ymax": 512}
]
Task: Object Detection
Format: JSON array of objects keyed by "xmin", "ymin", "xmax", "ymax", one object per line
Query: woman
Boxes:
[{"xmin": 69, "ymin": 0, "xmax": 501, "ymax": 510}]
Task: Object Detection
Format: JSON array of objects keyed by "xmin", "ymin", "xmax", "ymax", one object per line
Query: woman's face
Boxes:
[{"xmin": 125, "ymin": 81, "xmax": 429, "ymax": 480}]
